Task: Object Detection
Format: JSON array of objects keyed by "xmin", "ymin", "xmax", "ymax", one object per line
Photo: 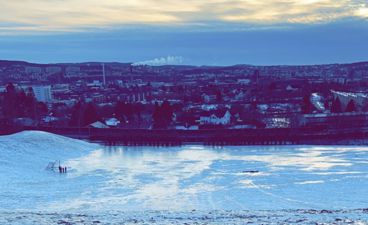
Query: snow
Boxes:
[
  {"xmin": 332, "ymin": 90, "xmax": 368, "ymax": 99},
  {"xmin": 105, "ymin": 118, "xmax": 120, "ymax": 127},
  {"xmin": 1, "ymin": 209, "xmax": 367, "ymax": 225},
  {"xmin": 0, "ymin": 131, "xmax": 98, "ymax": 211},
  {"xmin": 311, "ymin": 93, "xmax": 326, "ymax": 112},
  {"xmin": 1, "ymin": 131, "xmax": 368, "ymax": 223}
]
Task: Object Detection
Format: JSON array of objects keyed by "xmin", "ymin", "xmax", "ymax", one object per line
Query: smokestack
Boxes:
[{"xmin": 102, "ymin": 63, "xmax": 106, "ymax": 87}]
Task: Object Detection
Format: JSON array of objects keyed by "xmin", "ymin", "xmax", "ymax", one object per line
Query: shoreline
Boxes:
[{"xmin": 2, "ymin": 126, "xmax": 368, "ymax": 146}]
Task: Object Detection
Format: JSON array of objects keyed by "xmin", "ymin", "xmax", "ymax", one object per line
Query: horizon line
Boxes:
[{"xmin": 1, "ymin": 58, "xmax": 368, "ymax": 68}]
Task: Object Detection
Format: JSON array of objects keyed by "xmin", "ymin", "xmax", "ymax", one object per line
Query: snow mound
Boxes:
[
  {"xmin": 0, "ymin": 130, "xmax": 97, "ymax": 163},
  {"xmin": 0, "ymin": 131, "xmax": 95, "ymax": 153},
  {"xmin": 0, "ymin": 131, "xmax": 99, "ymax": 211},
  {"xmin": 0, "ymin": 130, "xmax": 97, "ymax": 176}
]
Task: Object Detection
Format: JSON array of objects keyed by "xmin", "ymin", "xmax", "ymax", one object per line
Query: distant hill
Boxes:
[
  {"xmin": 0, "ymin": 59, "xmax": 367, "ymax": 84},
  {"xmin": 1, "ymin": 59, "xmax": 367, "ymax": 69}
]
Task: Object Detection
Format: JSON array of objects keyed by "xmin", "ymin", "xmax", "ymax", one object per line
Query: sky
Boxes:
[{"xmin": 0, "ymin": 0, "xmax": 367, "ymax": 66}]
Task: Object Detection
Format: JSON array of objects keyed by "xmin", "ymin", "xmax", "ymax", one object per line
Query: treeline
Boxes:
[
  {"xmin": 0, "ymin": 83, "xmax": 48, "ymax": 124},
  {"xmin": 0, "ymin": 83, "xmax": 174, "ymax": 128},
  {"xmin": 68, "ymin": 100, "xmax": 174, "ymax": 128}
]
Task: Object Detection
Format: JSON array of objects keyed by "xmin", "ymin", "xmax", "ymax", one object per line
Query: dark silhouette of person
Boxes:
[
  {"xmin": 58, "ymin": 166, "xmax": 62, "ymax": 173},
  {"xmin": 64, "ymin": 167, "xmax": 67, "ymax": 173}
]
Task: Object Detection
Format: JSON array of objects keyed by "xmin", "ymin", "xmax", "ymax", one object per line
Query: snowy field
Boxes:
[{"xmin": 0, "ymin": 131, "xmax": 368, "ymax": 224}]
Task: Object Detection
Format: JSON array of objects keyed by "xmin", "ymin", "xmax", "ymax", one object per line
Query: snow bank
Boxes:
[
  {"xmin": 0, "ymin": 130, "xmax": 95, "ymax": 154},
  {"xmin": 1, "ymin": 130, "xmax": 94, "ymax": 154},
  {"xmin": 0, "ymin": 131, "xmax": 98, "ymax": 211},
  {"xmin": 0, "ymin": 130, "xmax": 97, "ymax": 175},
  {"xmin": 1, "ymin": 209, "xmax": 367, "ymax": 225}
]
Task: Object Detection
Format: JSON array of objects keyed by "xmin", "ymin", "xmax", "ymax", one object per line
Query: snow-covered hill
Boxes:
[
  {"xmin": 0, "ymin": 131, "xmax": 96, "ymax": 173},
  {"xmin": 0, "ymin": 131, "xmax": 98, "ymax": 211}
]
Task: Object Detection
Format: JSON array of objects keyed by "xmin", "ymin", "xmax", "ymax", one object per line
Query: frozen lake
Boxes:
[{"xmin": 1, "ymin": 131, "xmax": 368, "ymax": 223}]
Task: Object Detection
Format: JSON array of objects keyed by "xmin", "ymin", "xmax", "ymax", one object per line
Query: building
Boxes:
[
  {"xmin": 105, "ymin": 118, "xmax": 120, "ymax": 127},
  {"xmin": 300, "ymin": 112, "xmax": 368, "ymax": 128},
  {"xmin": 45, "ymin": 66, "xmax": 62, "ymax": 75},
  {"xmin": 65, "ymin": 66, "xmax": 81, "ymax": 77},
  {"xmin": 25, "ymin": 66, "xmax": 42, "ymax": 74},
  {"xmin": 200, "ymin": 110, "xmax": 231, "ymax": 125},
  {"xmin": 32, "ymin": 86, "xmax": 53, "ymax": 103},
  {"xmin": 332, "ymin": 90, "xmax": 368, "ymax": 112}
]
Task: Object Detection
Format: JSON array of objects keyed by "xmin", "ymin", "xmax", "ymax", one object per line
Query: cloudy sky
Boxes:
[{"xmin": 0, "ymin": 0, "xmax": 367, "ymax": 65}]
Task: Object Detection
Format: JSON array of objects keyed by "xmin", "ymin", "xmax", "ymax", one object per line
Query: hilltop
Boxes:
[{"xmin": 1, "ymin": 59, "xmax": 368, "ymax": 85}]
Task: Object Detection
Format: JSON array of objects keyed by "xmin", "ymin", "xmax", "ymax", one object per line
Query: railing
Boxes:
[{"xmin": 5, "ymin": 125, "xmax": 366, "ymax": 145}]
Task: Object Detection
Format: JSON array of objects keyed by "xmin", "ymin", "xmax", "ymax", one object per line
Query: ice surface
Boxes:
[{"xmin": 1, "ymin": 131, "xmax": 368, "ymax": 223}]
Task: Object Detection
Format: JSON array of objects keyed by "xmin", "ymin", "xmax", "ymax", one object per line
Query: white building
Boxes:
[
  {"xmin": 32, "ymin": 86, "xmax": 53, "ymax": 103},
  {"xmin": 332, "ymin": 90, "xmax": 368, "ymax": 111},
  {"xmin": 105, "ymin": 118, "xmax": 120, "ymax": 127},
  {"xmin": 310, "ymin": 93, "xmax": 326, "ymax": 112},
  {"xmin": 200, "ymin": 110, "xmax": 231, "ymax": 125},
  {"xmin": 88, "ymin": 121, "xmax": 109, "ymax": 128}
]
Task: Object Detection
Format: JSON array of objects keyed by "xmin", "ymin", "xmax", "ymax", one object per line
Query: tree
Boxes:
[
  {"xmin": 331, "ymin": 97, "xmax": 342, "ymax": 113},
  {"xmin": 152, "ymin": 102, "xmax": 161, "ymax": 127},
  {"xmin": 301, "ymin": 94, "xmax": 314, "ymax": 114},
  {"xmin": 17, "ymin": 89, "xmax": 28, "ymax": 117},
  {"xmin": 69, "ymin": 101, "xmax": 84, "ymax": 126},
  {"xmin": 24, "ymin": 88, "xmax": 38, "ymax": 119},
  {"xmin": 5, "ymin": 83, "xmax": 15, "ymax": 94},
  {"xmin": 83, "ymin": 103, "xmax": 99, "ymax": 126},
  {"xmin": 216, "ymin": 90, "xmax": 222, "ymax": 102},
  {"xmin": 161, "ymin": 100, "xmax": 173, "ymax": 127},
  {"xmin": 345, "ymin": 99, "xmax": 356, "ymax": 112},
  {"xmin": 133, "ymin": 103, "xmax": 143, "ymax": 121},
  {"xmin": 99, "ymin": 104, "xmax": 114, "ymax": 118},
  {"xmin": 114, "ymin": 101, "xmax": 135, "ymax": 123},
  {"xmin": 152, "ymin": 100, "xmax": 173, "ymax": 128},
  {"xmin": 37, "ymin": 102, "xmax": 48, "ymax": 116},
  {"xmin": 114, "ymin": 101, "xmax": 126, "ymax": 123},
  {"xmin": 268, "ymin": 82, "xmax": 277, "ymax": 91},
  {"xmin": 324, "ymin": 100, "xmax": 329, "ymax": 110},
  {"xmin": 3, "ymin": 83, "xmax": 17, "ymax": 121}
]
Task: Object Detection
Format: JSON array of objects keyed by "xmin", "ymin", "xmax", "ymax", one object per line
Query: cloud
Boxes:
[
  {"xmin": 217, "ymin": 0, "xmax": 355, "ymax": 23},
  {"xmin": 133, "ymin": 56, "xmax": 184, "ymax": 66},
  {"xmin": 0, "ymin": 0, "xmax": 367, "ymax": 33}
]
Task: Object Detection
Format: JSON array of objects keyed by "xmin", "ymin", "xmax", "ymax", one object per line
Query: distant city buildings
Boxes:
[{"xmin": 1, "ymin": 60, "xmax": 368, "ymax": 129}]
